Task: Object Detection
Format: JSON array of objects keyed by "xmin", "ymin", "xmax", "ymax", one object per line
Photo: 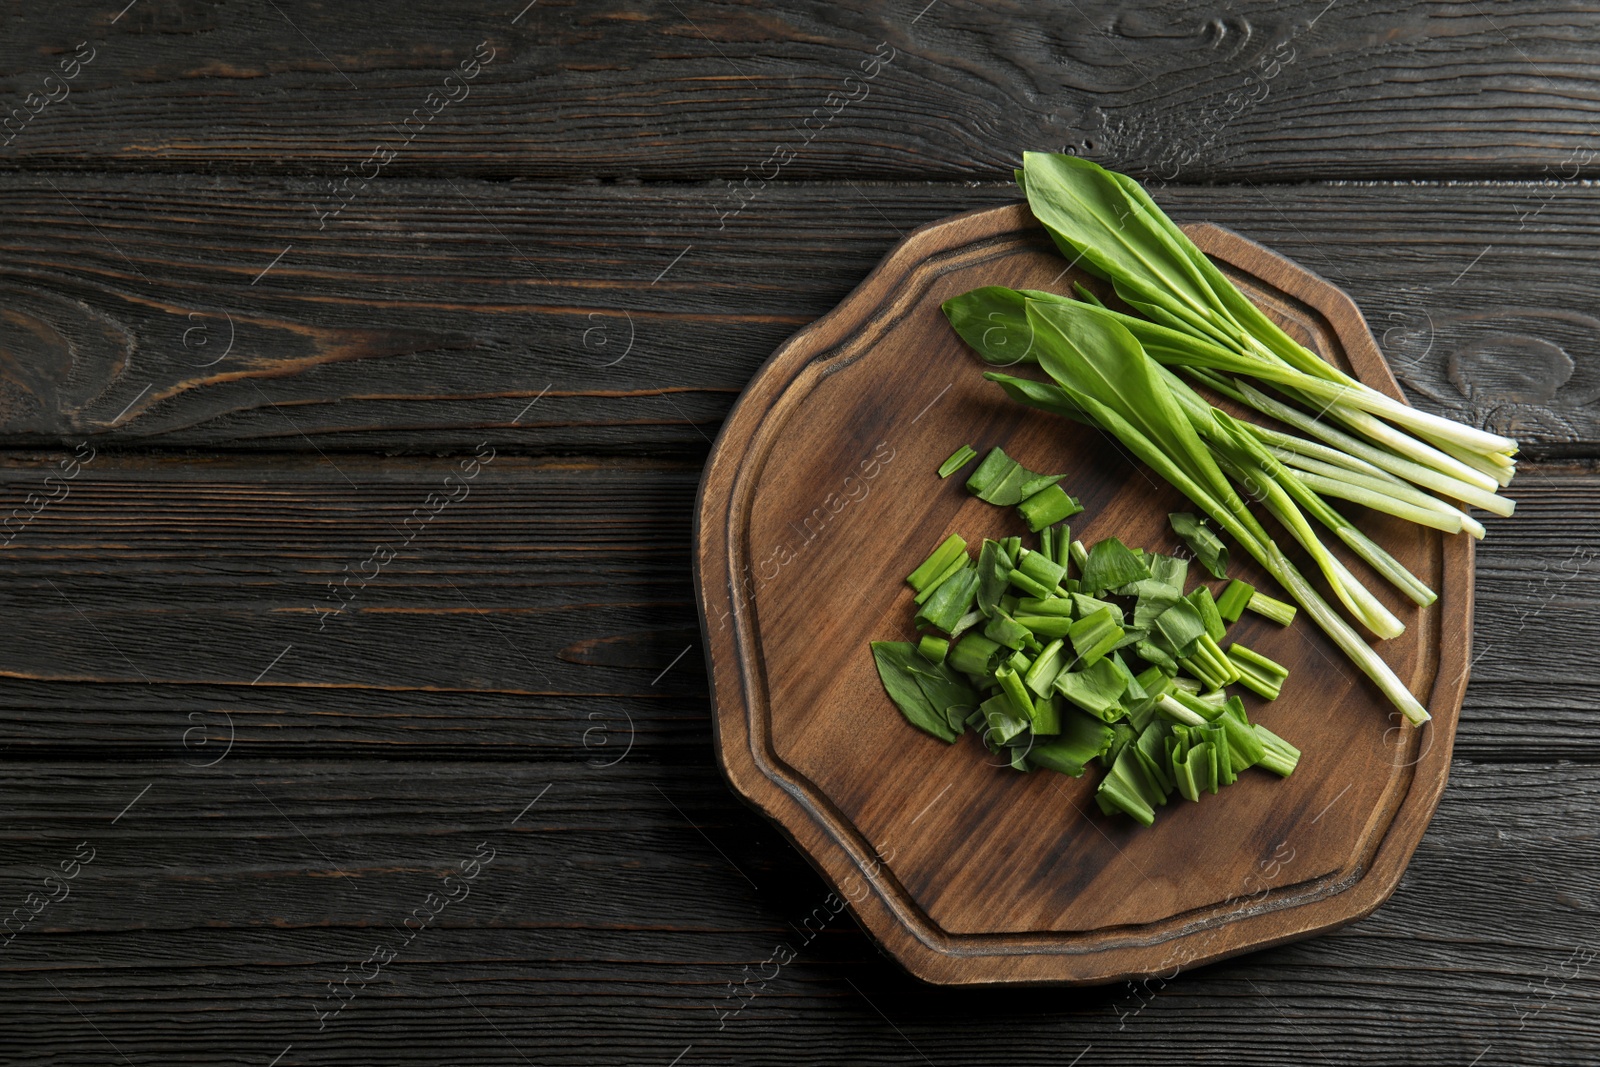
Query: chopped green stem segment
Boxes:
[
  {"xmin": 995, "ymin": 663, "xmax": 1037, "ymax": 723},
  {"xmin": 938, "ymin": 444, "xmax": 978, "ymax": 478},
  {"xmin": 1016, "ymin": 614, "xmax": 1076, "ymax": 640},
  {"xmin": 1018, "ymin": 483, "xmax": 1084, "ymax": 531},
  {"xmin": 1069, "ymin": 606, "xmax": 1125, "ymax": 667},
  {"xmin": 948, "ymin": 633, "xmax": 1000, "ymax": 678},
  {"xmin": 1254, "ymin": 724, "xmax": 1301, "ymax": 777},
  {"xmin": 1227, "ymin": 642, "xmax": 1289, "ymax": 700},
  {"xmin": 908, "ymin": 534, "xmax": 968, "ymax": 593},
  {"xmin": 984, "ymin": 610, "xmax": 1033, "ymax": 650},
  {"xmin": 912, "ymin": 554, "xmax": 969, "ymax": 605},
  {"xmin": 1216, "ymin": 579, "xmax": 1254, "ymax": 622},
  {"xmin": 1247, "ymin": 590, "xmax": 1297, "ymax": 627},
  {"xmin": 1180, "ymin": 633, "xmax": 1239, "ymax": 690},
  {"xmin": 1017, "ymin": 549, "xmax": 1067, "ymax": 589},
  {"xmin": 918, "ymin": 635, "xmax": 949, "ymax": 665},
  {"xmin": 1006, "ymin": 568, "xmax": 1055, "ymax": 599},
  {"xmin": 1048, "ymin": 524, "xmax": 1073, "ymax": 570},
  {"xmin": 916, "ymin": 565, "xmax": 981, "ymax": 633},
  {"xmin": 1190, "ymin": 586, "xmax": 1226, "ymax": 642},
  {"xmin": 1024, "ymin": 639, "xmax": 1067, "ymax": 697}
]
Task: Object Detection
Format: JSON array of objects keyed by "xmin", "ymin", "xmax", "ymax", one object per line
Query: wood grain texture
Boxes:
[
  {"xmin": 697, "ymin": 206, "xmax": 1472, "ymax": 984},
  {"xmin": 0, "ymin": 454, "xmax": 1589, "ymax": 761},
  {"xmin": 4, "ymin": 177, "xmax": 1600, "ymax": 452},
  {"xmin": 0, "ymin": 759, "xmax": 1595, "ymax": 1065},
  {"xmin": 0, "ymin": 453, "xmax": 704, "ymax": 757},
  {"xmin": 2, "ymin": 1, "xmax": 1599, "ymax": 180},
  {"xmin": 1, "ymin": 0, "xmax": 1596, "ymax": 1049}
]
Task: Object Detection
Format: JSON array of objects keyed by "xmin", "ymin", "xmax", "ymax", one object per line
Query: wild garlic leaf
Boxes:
[
  {"xmin": 871, "ymin": 642, "xmax": 960, "ymax": 743},
  {"xmin": 1169, "ymin": 512, "xmax": 1229, "ymax": 580}
]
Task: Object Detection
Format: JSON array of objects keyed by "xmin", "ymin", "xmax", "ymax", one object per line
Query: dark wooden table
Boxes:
[{"xmin": 1, "ymin": 2, "xmax": 1596, "ymax": 1063}]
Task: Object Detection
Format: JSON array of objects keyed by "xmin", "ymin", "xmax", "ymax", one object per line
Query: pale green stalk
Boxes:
[
  {"xmin": 1069, "ymin": 390, "xmax": 1430, "ymax": 724},
  {"xmin": 1234, "ymin": 331, "xmax": 1519, "ymax": 459},
  {"xmin": 1231, "ymin": 379, "xmax": 1515, "ymax": 517},
  {"xmin": 1159, "ymin": 365, "xmax": 1435, "ymax": 611},
  {"xmin": 1438, "ymin": 437, "xmax": 1516, "ymax": 486},
  {"xmin": 1268, "ymin": 379, "xmax": 1502, "ymax": 493},
  {"xmin": 1275, "ymin": 451, "xmax": 1484, "ymax": 538},
  {"xmin": 1289, "ymin": 469, "xmax": 1468, "ymax": 535},
  {"xmin": 1208, "ymin": 411, "xmax": 1437, "ymax": 607}
]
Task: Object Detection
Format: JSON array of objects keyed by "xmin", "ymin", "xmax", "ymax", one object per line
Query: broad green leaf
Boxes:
[
  {"xmin": 982, "ymin": 371, "xmax": 1089, "ymax": 423},
  {"xmin": 1079, "ymin": 536, "xmax": 1150, "ymax": 593},
  {"xmin": 1024, "ymin": 297, "xmax": 1239, "ymax": 511},
  {"xmin": 941, "ymin": 286, "xmax": 1040, "ymax": 366},
  {"xmin": 1020, "ymin": 152, "xmax": 1234, "ymax": 346},
  {"xmin": 871, "ymin": 642, "xmax": 960, "ymax": 742}
]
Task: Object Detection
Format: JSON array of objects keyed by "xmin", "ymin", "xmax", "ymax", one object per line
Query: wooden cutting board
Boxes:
[{"xmin": 693, "ymin": 202, "xmax": 1471, "ymax": 986}]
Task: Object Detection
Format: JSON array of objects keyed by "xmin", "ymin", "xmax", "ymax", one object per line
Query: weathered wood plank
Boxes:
[
  {"xmin": 0, "ymin": 759, "xmax": 1594, "ymax": 1064},
  {"xmin": 0, "ymin": 454, "xmax": 706, "ymax": 758},
  {"xmin": 2, "ymin": 178, "xmax": 1600, "ymax": 451},
  {"xmin": 0, "ymin": 455, "xmax": 1592, "ymax": 761},
  {"xmin": 2, "ymin": 1, "xmax": 1599, "ymax": 181}
]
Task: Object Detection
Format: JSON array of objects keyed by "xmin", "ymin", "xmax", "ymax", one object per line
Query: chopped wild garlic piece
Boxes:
[
  {"xmin": 1079, "ymin": 536, "xmax": 1150, "ymax": 594},
  {"xmin": 1016, "ymin": 549, "xmax": 1066, "ymax": 590},
  {"xmin": 965, "ymin": 447, "xmax": 1065, "ymax": 506},
  {"xmin": 907, "ymin": 534, "xmax": 968, "ymax": 594},
  {"xmin": 1169, "ymin": 512, "xmax": 1229, "ymax": 581},
  {"xmin": 947, "ymin": 632, "xmax": 1000, "ymax": 678},
  {"xmin": 1216, "ymin": 579, "xmax": 1255, "ymax": 623},
  {"xmin": 1247, "ymin": 589, "xmax": 1298, "ymax": 627},
  {"xmin": 1227, "ymin": 642, "xmax": 1289, "ymax": 700},
  {"xmin": 1189, "ymin": 586, "xmax": 1226, "ymax": 643},
  {"xmin": 1069, "ymin": 606, "xmax": 1124, "ymax": 666},
  {"xmin": 938, "ymin": 444, "xmax": 978, "ymax": 478},
  {"xmin": 1013, "ymin": 614, "xmax": 1075, "ymax": 640},
  {"xmin": 1018, "ymin": 483, "xmax": 1083, "ymax": 532},
  {"xmin": 1254, "ymin": 724, "xmax": 1301, "ymax": 777},
  {"xmin": 1027, "ymin": 709, "xmax": 1114, "ymax": 775},
  {"xmin": 1054, "ymin": 657, "xmax": 1128, "ymax": 720},
  {"xmin": 983, "ymin": 610, "xmax": 1032, "ymax": 650},
  {"xmin": 915, "ymin": 566, "xmax": 981, "ymax": 633}
]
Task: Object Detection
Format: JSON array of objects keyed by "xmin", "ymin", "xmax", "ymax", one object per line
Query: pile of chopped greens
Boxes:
[
  {"xmin": 938, "ymin": 152, "xmax": 1521, "ymax": 726},
  {"xmin": 871, "ymin": 447, "xmax": 1300, "ymax": 826}
]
